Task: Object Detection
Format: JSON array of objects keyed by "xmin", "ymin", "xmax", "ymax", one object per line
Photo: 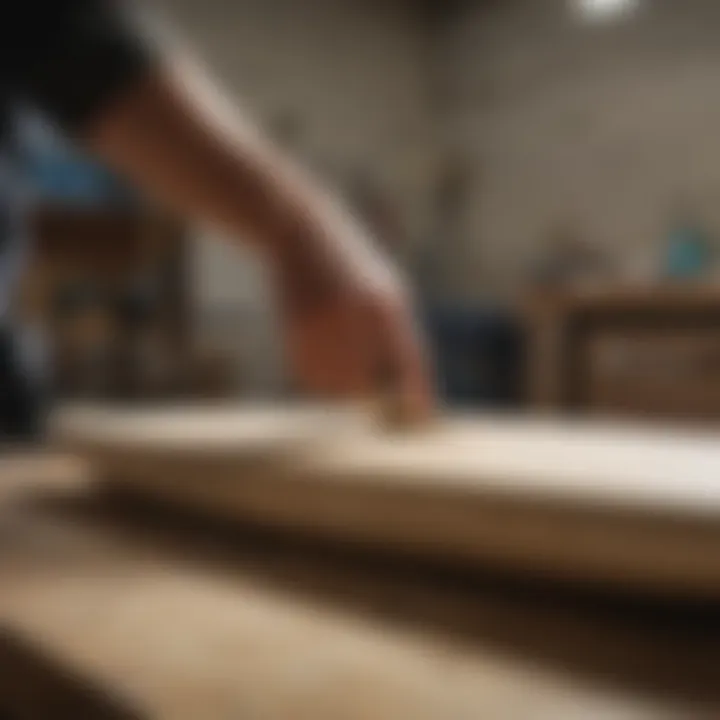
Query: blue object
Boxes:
[
  {"xmin": 28, "ymin": 155, "xmax": 137, "ymax": 205},
  {"xmin": 664, "ymin": 226, "xmax": 712, "ymax": 279},
  {"xmin": 19, "ymin": 115, "xmax": 138, "ymax": 206}
]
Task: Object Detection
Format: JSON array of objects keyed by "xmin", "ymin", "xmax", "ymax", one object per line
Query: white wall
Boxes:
[
  {"xmin": 148, "ymin": 0, "xmax": 435, "ymax": 393},
  {"xmin": 440, "ymin": 0, "xmax": 720, "ymax": 297}
]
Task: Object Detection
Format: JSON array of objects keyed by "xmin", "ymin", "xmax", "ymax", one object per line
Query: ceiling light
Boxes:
[{"xmin": 573, "ymin": 0, "xmax": 640, "ymax": 23}]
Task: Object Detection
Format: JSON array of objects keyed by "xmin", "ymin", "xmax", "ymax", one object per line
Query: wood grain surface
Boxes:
[{"xmin": 0, "ymin": 461, "xmax": 714, "ymax": 719}]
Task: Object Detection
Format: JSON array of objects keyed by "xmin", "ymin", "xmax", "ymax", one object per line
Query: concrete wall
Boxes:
[
  {"xmin": 439, "ymin": 0, "xmax": 720, "ymax": 297},
  {"xmin": 148, "ymin": 0, "xmax": 436, "ymax": 393}
]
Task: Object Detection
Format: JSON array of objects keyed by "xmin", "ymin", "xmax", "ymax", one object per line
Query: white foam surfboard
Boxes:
[{"xmin": 51, "ymin": 404, "xmax": 720, "ymax": 597}]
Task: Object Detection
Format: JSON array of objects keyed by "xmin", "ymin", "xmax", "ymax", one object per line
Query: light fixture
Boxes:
[{"xmin": 573, "ymin": 0, "xmax": 640, "ymax": 23}]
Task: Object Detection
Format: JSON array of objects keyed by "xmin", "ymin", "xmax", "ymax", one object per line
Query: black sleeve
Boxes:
[{"xmin": 6, "ymin": 0, "xmax": 154, "ymax": 136}]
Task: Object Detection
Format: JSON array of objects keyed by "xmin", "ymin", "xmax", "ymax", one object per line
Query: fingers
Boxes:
[
  {"xmin": 284, "ymin": 287, "xmax": 436, "ymax": 424},
  {"xmin": 372, "ymin": 298, "xmax": 436, "ymax": 426}
]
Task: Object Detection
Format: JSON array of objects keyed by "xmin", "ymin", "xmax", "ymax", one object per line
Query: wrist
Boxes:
[
  {"xmin": 270, "ymin": 233, "xmax": 347, "ymax": 314},
  {"xmin": 267, "ymin": 192, "xmax": 399, "ymax": 310}
]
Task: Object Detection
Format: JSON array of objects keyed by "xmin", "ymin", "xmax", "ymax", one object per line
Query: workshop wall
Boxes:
[{"xmin": 438, "ymin": 0, "xmax": 720, "ymax": 298}]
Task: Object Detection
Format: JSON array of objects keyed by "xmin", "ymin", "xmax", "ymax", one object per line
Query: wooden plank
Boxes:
[
  {"xmin": 0, "ymin": 474, "xmax": 705, "ymax": 719},
  {"xmin": 51, "ymin": 404, "xmax": 720, "ymax": 597}
]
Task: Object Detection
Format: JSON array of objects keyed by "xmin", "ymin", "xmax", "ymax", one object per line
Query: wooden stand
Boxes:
[
  {"xmin": 524, "ymin": 285, "xmax": 720, "ymax": 421},
  {"xmin": 18, "ymin": 205, "xmax": 235, "ymax": 400}
]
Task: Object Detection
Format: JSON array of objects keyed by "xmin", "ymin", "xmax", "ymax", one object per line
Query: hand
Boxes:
[{"xmin": 279, "ymin": 253, "xmax": 434, "ymax": 423}]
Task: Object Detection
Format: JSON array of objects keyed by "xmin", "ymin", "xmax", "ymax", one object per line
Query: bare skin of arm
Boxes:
[{"xmin": 83, "ymin": 55, "xmax": 433, "ymax": 419}]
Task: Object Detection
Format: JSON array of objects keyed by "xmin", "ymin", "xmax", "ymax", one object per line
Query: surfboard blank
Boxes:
[{"xmin": 51, "ymin": 404, "xmax": 720, "ymax": 597}]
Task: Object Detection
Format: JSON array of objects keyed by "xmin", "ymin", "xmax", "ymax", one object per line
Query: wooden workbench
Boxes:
[
  {"xmin": 0, "ymin": 459, "xmax": 715, "ymax": 719},
  {"xmin": 523, "ymin": 285, "xmax": 720, "ymax": 420}
]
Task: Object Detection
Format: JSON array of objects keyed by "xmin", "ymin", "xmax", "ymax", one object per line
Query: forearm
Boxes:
[
  {"xmin": 84, "ymin": 56, "xmax": 382, "ymax": 307},
  {"xmin": 8, "ymin": 1, "xmax": 386, "ymax": 305}
]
